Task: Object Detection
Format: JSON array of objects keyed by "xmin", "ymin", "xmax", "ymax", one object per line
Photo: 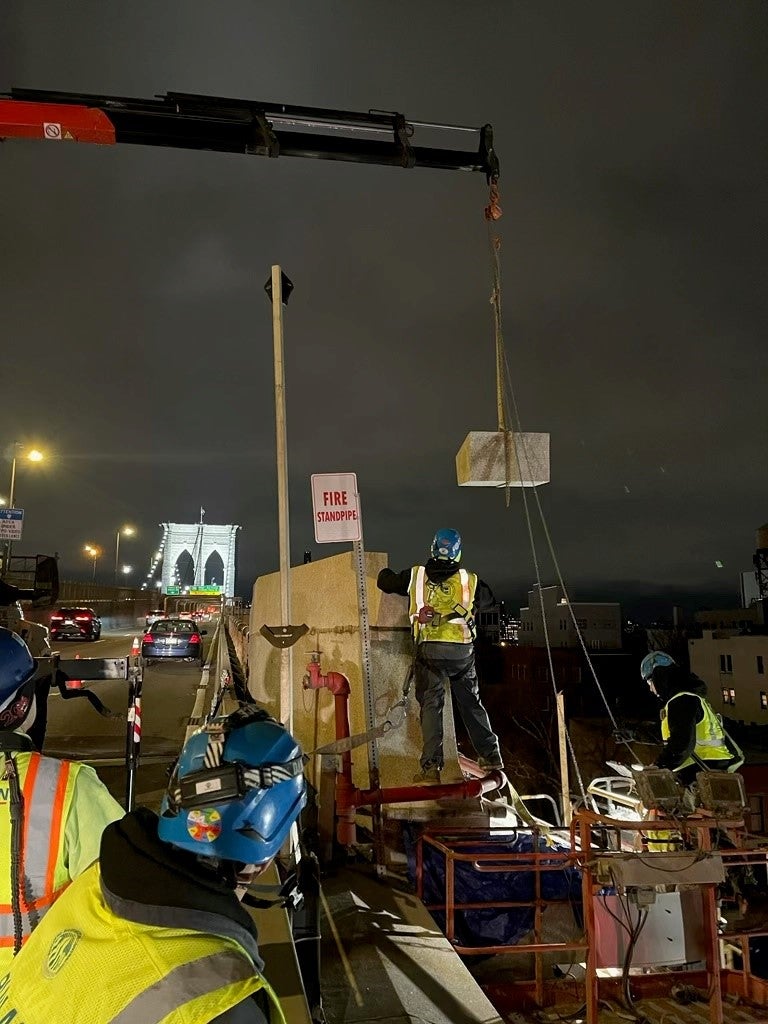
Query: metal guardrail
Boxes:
[
  {"xmin": 226, "ymin": 614, "xmax": 251, "ymax": 684},
  {"xmin": 207, "ymin": 615, "xmax": 238, "ymax": 720}
]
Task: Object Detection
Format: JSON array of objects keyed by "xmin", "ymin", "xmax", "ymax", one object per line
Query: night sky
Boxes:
[{"xmin": 1, "ymin": 3, "xmax": 766, "ymax": 614}]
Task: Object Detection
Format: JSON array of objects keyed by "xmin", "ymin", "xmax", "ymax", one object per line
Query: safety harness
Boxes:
[
  {"xmin": 0, "ymin": 732, "xmax": 34, "ymax": 956},
  {"xmin": 410, "ymin": 567, "xmax": 477, "ymax": 642}
]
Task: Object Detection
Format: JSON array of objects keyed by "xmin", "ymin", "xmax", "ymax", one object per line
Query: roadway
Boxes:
[{"xmin": 42, "ymin": 625, "xmax": 215, "ymax": 808}]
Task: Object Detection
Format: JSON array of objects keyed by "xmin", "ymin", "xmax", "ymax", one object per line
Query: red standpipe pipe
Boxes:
[{"xmin": 303, "ymin": 659, "xmax": 506, "ymax": 843}]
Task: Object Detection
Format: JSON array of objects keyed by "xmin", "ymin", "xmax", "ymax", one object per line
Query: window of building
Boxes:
[
  {"xmin": 748, "ymin": 795, "xmax": 765, "ymax": 835},
  {"xmin": 758, "ymin": 655, "xmax": 764, "ymax": 675},
  {"xmin": 722, "ymin": 687, "xmax": 736, "ymax": 706},
  {"xmin": 576, "ymin": 618, "xmax": 587, "ymax": 629},
  {"xmin": 761, "ymin": 691, "xmax": 767, "ymax": 710},
  {"xmin": 719, "ymin": 653, "xmax": 733, "ymax": 673}
]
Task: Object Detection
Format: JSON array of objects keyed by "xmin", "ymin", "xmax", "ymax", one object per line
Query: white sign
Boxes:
[
  {"xmin": 43, "ymin": 122, "xmax": 62, "ymax": 140},
  {"xmin": 0, "ymin": 509, "xmax": 24, "ymax": 541},
  {"xmin": 311, "ymin": 473, "xmax": 361, "ymax": 543}
]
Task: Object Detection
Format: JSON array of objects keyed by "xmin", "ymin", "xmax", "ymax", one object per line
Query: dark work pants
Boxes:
[{"xmin": 413, "ymin": 641, "xmax": 501, "ymax": 769}]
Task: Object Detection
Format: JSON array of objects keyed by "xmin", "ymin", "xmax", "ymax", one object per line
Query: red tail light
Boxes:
[
  {"xmin": 190, "ymin": 633, "xmax": 201, "ymax": 644},
  {"xmin": 143, "ymin": 634, "xmax": 153, "ymax": 644},
  {"xmin": 51, "ymin": 615, "xmax": 63, "ymax": 623},
  {"xmin": 75, "ymin": 615, "xmax": 91, "ymax": 621}
]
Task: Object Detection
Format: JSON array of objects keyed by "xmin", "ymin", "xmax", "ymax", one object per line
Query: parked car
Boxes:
[
  {"xmin": 50, "ymin": 607, "xmax": 102, "ymax": 642},
  {"xmin": 145, "ymin": 608, "xmax": 166, "ymax": 628},
  {"xmin": 142, "ymin": 618, "xmax": 207, "ymax": 665}
]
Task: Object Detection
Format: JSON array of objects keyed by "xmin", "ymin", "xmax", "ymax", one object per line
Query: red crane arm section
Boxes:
[{"xmin": 0, "ymin": 99, "xmax": 116, "ymax": 145}]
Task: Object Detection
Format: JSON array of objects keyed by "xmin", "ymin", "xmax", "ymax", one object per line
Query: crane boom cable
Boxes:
[
  {"xmin": 487, "ymin": 203, "xmax": 642, "ymax": 767},
  {"xmin": 485, "ymin": 206, "xmax": 589, "ymax": 807}
]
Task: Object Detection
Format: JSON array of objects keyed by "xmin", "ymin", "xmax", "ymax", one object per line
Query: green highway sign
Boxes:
[{"xmin": 166, "ymin": 585, "xmax": 181, "ymax": 595}]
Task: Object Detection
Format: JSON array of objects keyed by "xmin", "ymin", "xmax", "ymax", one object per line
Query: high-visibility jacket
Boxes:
[
  {"xmin": 0, "ymin": 751, "xmax": 122, "ymax": 967},
  {"xmin": 660, "ymin": 692, "xmax": 735, "ymax": 770},
  {"xmin": 0, "ymin": 862, "xmax": 285, "ymax": 1023},
  {"xmin": 408, "ymin": 566, "xmax": 478, "ymax": 644}
]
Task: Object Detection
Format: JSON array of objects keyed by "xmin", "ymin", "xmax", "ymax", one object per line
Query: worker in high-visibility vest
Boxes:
[
  {"xmin": 0, "ymin": 627, "xmax": 124, "ymax": 967},
  {"xmin": 640, "ymin": 651, "xmax": 743, "ymax": 785},
  {"xmin": 377, "ymin": 528, "xmax": 502, "ymax": 783},
  {"xmin": 1, "ymin": 704, "xmax": 307, "ymax": 1024}
]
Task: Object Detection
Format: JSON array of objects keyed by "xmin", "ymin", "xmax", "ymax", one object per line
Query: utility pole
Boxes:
[{"xmin": 266, "ymin": 266, "xmax": 294, "ymax": 732}]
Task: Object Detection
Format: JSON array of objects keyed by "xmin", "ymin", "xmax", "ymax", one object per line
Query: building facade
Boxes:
[
  {"xmin": 519, "ymin": 585, "xmax": 622, "ymax": 650},
  {"xmin": 689, "ymin": 631, "xmax": 768, "ymax": 726}
]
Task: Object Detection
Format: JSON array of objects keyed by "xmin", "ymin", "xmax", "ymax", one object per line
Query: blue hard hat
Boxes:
[
  {"xmin": 0, "ymin": 628, "xmax": 36, "ymax": 699},
  {"xmin": 159, "ymin": 706, "xmax": 307, "ymax": 864},
  {"xmin": 0, "ymin": 628, "xmax": 38, "ymax": 733},
  {"xmin": 640, "ymin": 651, "xmax": 675, "ymax": 681},
  {"xmin": 431, "ymin": 528, "xmax": 462, "ymax": 562}
]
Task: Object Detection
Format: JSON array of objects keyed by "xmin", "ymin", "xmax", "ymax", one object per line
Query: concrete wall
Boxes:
[{"xmin": 246, "ymin": 551, "xmax": 466, "ymax": 792}]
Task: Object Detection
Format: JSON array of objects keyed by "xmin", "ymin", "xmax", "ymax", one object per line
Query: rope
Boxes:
[
  {"xmin": 500, "ymin": 345, "xmax": 641, "ymax": 766},
  {"xmin": 485, "ymin": 185, "xmax": 591, "ymax": 807}
]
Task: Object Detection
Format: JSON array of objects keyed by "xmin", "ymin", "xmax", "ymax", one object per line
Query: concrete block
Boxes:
[{"xmin": 456, "ymin": 430, "xmax": 550, "ymax": 487}]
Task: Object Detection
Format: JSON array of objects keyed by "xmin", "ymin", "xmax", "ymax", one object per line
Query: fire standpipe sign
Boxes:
[{"xmin": 311, "ymin": 473, "xmax": 361, "ymax": 543}]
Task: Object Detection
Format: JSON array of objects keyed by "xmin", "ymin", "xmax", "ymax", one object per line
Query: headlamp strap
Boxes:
[
  {"xmin": 243, "ymin": 753, "xmax": 306, "ymax": 789},
  {"xmin": 203, "ymin": 728, "xmax": 226, "ymax": 769},
  {"xmin": 167, "ymin": 752, "xmax": 306, "ymax": 811}
]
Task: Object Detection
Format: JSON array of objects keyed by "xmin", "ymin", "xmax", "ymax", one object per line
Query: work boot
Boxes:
[
  {"xmin": 478, "ymin": 756, "xmax": 504, "ymax": 771},
  {"xmin": 413, "ymin": 765, "xmax": 441, "ymax": 784}
]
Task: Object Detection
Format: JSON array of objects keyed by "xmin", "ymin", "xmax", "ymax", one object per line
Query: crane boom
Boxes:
[{"xmin": 0, "ymin": 88, "xmax": 499, "ymax": 180}]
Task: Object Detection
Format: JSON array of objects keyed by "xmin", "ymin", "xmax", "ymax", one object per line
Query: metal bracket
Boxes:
[
  {"xmin": 393, "ymin": 113, "xmax": 415, "ymax": 168},
  {"xmin": 479, "ymin": 123, "xmax": 499, "ymax": 183},
  {"xmin": 247, "ymin": 109, "xmax": 280, "ymax": 158},
  {"xmin": 260, "ymin": 624, "xmax": 309, "ymax": 649}
]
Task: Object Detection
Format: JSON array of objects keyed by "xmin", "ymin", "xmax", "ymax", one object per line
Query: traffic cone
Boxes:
[
  {"xmin": 66, "ymin": 653, "xmax": 83, "ymax": 690},
  {"xmin": 131, "ymin": 636, "xmax": 141, "ymax": 656}
]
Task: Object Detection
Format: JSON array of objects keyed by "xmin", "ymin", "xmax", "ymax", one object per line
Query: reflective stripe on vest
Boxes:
[
  {"xmin": 0, "ymin": 753, "xmax": 72, "ymax": 946},
  {"xmin": 660, "ymin": 692, "xmax": 733, "ymax": 769},
  {"xmin": 408, "ymin": 566, "xmax": 476, "ymax": 643},
  {"xmin": 110, "ymin": 952, "xmax": 266, "ymax": 1024}
]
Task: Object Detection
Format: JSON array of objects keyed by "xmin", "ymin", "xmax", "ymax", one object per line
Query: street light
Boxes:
[
  {"xmin": 2, "ymin": 444, "xmax": 46, "ymax": 575},
  {"xmin": 84, "ymin": 544, "xmax": 101, "ymax": 583},
  {"xmin": 121, "ymin": 565, "xmax": 133, "ymax": 576},
  {"xmin": 114, "ymin": 525, "xmax": 136, "ymax": 584}
]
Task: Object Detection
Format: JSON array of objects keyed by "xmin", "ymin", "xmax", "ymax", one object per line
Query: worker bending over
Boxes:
[
  {"xmin": 378, "ymin": 528, "xmax": 503, "ymax": 783},
  {"xmin": 641, "ymin": 650, "xmax": 743, "ymax": 786},
  {"xmin": 1, "ymin": 704, "xmax": 306, "ymax": 1023},
  {"xmin": 0, "ymin": 627, "xmax": 123, "ymax": 968}
]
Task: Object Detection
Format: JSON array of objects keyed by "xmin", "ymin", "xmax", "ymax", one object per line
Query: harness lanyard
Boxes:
[{"xmin": 4, "ymin": 756, "xmax": 25, "ymax": 956}]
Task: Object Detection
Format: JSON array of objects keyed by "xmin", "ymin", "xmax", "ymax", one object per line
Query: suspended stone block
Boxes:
[{"xmin": 455, "ymin": 431, "xmax": 550, "ymax": 487}]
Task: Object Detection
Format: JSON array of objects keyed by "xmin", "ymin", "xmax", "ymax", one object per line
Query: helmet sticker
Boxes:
[{"xmin": 186, "ymin": 807, "xmax": 222, "ymax": 843}]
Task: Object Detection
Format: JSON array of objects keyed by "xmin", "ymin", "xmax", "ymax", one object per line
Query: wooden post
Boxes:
[
  {"xmin": 270, "ymin": 265, "xmax": 293, "ymax": 732},
  {"xmin": 556, "ymin": 691, "xmax": 572, "ymax": 827}
]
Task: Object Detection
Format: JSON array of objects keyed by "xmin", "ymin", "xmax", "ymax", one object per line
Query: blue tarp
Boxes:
[{"xmin": 408, "ymin": 830, "xmax": 583, "ymax": 949}]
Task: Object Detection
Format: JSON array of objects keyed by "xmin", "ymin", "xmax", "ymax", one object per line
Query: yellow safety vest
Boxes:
[
  {"xmin": 408, "ymin": 566, "xmax": 477, "ymax": 644},
  {"xmin": 660, "ymin": 692, "xmax": 733, "ymax": 770},
  {"xmin": 0, "ymin": 752, "xmax": 79, "ymax": 963},
  {"xmin": 1, "ymin": 861, "xmax": 286, "ymax": 1023}
]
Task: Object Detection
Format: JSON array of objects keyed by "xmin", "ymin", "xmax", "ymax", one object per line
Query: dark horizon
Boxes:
[{"xmin": 2, "ymin": 4, "xmax": 766, "ymax": 607}]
